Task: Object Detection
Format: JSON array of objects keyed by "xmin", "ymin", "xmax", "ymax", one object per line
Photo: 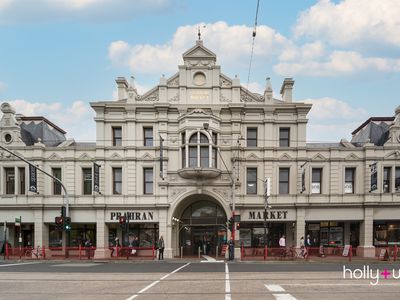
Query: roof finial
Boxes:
[{"xmin": 198, "ymin": 25, "xmax": 201, "ymax": 40}]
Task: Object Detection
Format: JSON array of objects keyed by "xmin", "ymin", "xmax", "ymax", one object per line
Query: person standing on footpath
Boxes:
[
  {"xmin": 228, "ymin": 237, "xmax": 234, "ymax": 261},
  {"xmin": 279, "ymin": 234, "xmax": 286, "ymax": 258},
  {"xmin": 158, "ymin": 236, "xmax": 165, "ymax": 260}
]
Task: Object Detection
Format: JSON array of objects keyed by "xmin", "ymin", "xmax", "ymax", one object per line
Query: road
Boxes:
[{"xmin": 0, "ymin": 261, "xmax": 399, "ymax": 300}]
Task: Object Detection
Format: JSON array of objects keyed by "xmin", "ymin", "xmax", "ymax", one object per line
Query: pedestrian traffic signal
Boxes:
[
  {"xmin": 228, "ymin": 217, "xmax": 234, "ymax": 232},
  {"xmin": 64, "ymin": 217, "xmax": 71, "ymax": 231},
  {"xmin": 55, "ymin": 216, "xmax": 64, "ymax": 231},
  {"xmin": 236, "ymin": 222, "xmax": 241, "ymax": 230},
  {"xmin": 119, "ymin": 216, "xmax": 126, "ymax": 228},
  {"xmin": 60, "ymin": 206, "xmax": 66, "ymax": 218}
]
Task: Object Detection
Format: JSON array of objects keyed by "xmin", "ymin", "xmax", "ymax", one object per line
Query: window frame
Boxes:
[
  {"xmin": 279, "ymin": 127, "xmax": 290, "ymax": 147},
  {"xmin": 5, "ymin": 167, "xmax": 15, "ymax": 195},
  {"xmin": 112, "ymin": 126, "xmax": 122, "ymax": 146},
  {"xmin": 143, "ymin": 168, "xmax": 154, "ymax": 195},
  {"xmin": 383, "ymin": 166, "xmax": 391, "ymax": 193},
  {"xmin": 112, "ymin": 167, "xmax": 122, "ymax": 195},
  {"xmin": 395, "ymin": 167, "xmax": 400, "ymax": 192},
  {"xmin": 18, "ymin": 167, "xmax": 25, "ymax": 195},
  {"xmin": 246, "ymin": 128, "xmax": 257, "ymax": 147},
  {"xmin": 344, "ymin": 167, "xmax": 355, "ymax": 194},
  {"xmin": 82, "ymin": 167, "xmax": 92, "ymax": 195},
  {"xmin": 279, "ymin": 168, "xmax": 290, "ymax": 194},
  {"xmin": 311, "ymin": 168, "xmax": 322, "ymax": 194},
  {"xmin": 246, "ymin": 168, "xmax": 257, "ymax": 195},
  {"xmin": 143, "ymin": 127, "xmax": 154, "ymax": 147},
  {"xmin": 52, "ymin": 168, "xmax": 62, "ymax": 195}
]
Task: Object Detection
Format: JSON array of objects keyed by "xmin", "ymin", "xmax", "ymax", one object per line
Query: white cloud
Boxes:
[
  {"xmin": 274, "ymin": 50, "xmax": 400, "ymax": 76},
  {"xmin": 301, "ymin": 97, "xmax": 368, "ymax": 142},
  {"xmin": 0, "ymin": 0, "xmax": 176, "ymax": 24},
  {"xmin": 0, "ymin": 81, "xmax": 6, "ymax": 92},
  {"xmin": 294, "ymin": 0, "xmax": 400, "ymax": 48},
  {"xmin": 108, "ymin": 21, "xmax": 291, "ymax": 76},
  {"xmin": 1, "ymin": 99, "xmax": 95, "ymax": 141}
]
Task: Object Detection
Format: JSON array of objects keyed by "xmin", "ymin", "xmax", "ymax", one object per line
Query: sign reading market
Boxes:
[
  {"xmin": 241, "ymin": 209, "xmax": 296, "ymax": 221},
  {"xmin": 107, "ymin": 210, "xmax": 158, "ymax": 222}
]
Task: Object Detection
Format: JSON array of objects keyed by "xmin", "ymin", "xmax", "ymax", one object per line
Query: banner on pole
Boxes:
[
  {"xmin": 370, "ymin": 162, "xmax": 378, "ymax": 191},
  {"xmin": 93, "ymin": 163, "xmax": 100, "ymax": 192},
  {"xmin": 29, "ymin": 164, "xmax": 37, "ymax": 193}
]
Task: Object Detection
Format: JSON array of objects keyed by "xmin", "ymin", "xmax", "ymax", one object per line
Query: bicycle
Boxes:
[
  {"xmin": 25, "ymin": 246, "xmax": 42, "ymax": 259},
  {"xmin": 279, "ymin": 247, "xmax": 299, "ymax": 260}
]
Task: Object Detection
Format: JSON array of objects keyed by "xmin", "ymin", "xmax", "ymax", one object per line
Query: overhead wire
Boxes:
[{"xmin": 246, "ymin": 0, "xmax": 261, "ymax": 91}]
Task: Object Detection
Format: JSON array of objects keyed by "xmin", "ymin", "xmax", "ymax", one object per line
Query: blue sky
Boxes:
[{"xmin": 0, "ymin": 0, "xmax": 399, "ymax": 142}]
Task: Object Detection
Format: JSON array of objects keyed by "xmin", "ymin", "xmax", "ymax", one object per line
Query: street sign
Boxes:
[{"xmin": 15, "ymin": 216, "xmax": 21, "ymax": 227}]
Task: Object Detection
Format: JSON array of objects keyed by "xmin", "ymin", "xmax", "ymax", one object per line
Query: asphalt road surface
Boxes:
[{"xmin": 0, "ymin": 261, "xmax": 399, "ymax": 300}]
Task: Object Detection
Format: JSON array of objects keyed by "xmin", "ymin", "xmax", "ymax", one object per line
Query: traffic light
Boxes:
[
  {"xmin": 119, "ymin": 216, "xmax": 126, "ymax": 229},
  {"xmin": 64, "ymin": 217, "xmax": 71, "ymax": 231},
  {"xmin": 236, "ymin": 222, "xmax": 241, "ymax": 231},
  {"xmin": 61, "ymin": 206, "xmax": 66, "ymax": 218},
  {"xmin": 228, "ymin": 217, "xmax": 234, "ymax": 232},
  {"xmin": 55, "ymin": 216, "xmax": 64, "ymax": 231}
]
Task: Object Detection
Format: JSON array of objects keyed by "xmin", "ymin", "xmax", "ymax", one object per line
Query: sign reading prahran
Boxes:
[{"xmin": 190, "ymin": 90, "xmax": 209, "ymax": 100}]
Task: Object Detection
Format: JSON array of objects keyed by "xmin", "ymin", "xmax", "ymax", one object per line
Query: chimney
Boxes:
[
  {"xmin": 280, "ymin": 78, "xmax": 295, "ymax": 102},
  {"xmin": 264, "ymin": 77, "xmax": 273, "ymax": 102},
  {"xmin": 115, "ymin": 77, "xmax": 128, "ymax": 100}
]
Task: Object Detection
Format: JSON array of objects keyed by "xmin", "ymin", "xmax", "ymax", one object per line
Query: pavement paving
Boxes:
[{"xmin": 0, "ymin": 261, "xmax": 399, "ymax": 299}]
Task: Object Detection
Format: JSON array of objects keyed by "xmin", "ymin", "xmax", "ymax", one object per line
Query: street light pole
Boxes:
[{"xmin": 264, "ymin": 178, "xmax": 271, "ymax": 251}]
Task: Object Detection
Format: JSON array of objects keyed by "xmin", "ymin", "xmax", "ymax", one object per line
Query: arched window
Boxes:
[{"xmin": 181, "ymin": 131, "xmax": 217, "ymax": 168}]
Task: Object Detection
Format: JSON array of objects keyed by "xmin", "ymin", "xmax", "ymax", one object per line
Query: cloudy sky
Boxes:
[{"xmin": 0, "ymin": 0, "xmax": 399, "ymax": 142}]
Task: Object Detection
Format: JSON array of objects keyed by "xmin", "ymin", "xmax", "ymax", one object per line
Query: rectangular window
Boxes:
[
  {"xmin": 189, "ymin": 146, "xmax": 197, "ymax": 167},
  {"xmin": 112, "ymin": 168, "xmax": 122, "ymax": 195},
  {"xmin": 212, "ymin": 147, "xmax": 217, "ymax": 168},
  {"xmin": 279, "ymin": 128, "xmax": 290, "ymax": 147},
  {"xmin": 18, "ymin": 167, "xmax": 25, "ymax": 195},
  {"xmin": 311, "ymin": 168, "xmax": 322, "ymax": 194},
  {"xmin": 344, "ymin": 168, "xmax": 355, "ymax": 194},
  {"xmin": 112, "ymin": 127, "xmax": 122, "ymax": 146},
  {"xmin": 52, "ymin": 168, "xmax": 62, "ymax": 195},
  {"xmin": 5, "ymin": 167, "xmax": 15, "ymax": 195},
  {"xmin": 200, "ymin": 146, "xmax": 209, "ymax": 167},
  {"xmin": 144, "ymin": 168, "xmax": 154, "ymax": 195},
  {"xmin": 279, "ymin": 168, "xmax": 290, "ymax": 194},
  {"xmin": 144, "ymin": 127, "xmax": 153, "ymax": 146},
  {"xmin": 247, "ymin": 128, "xmax": 257, "ymax": 147},
  {"xmin": 396, "ymin": 167, "xmax": 400, "ymax": 192},
  {"xmin": 82, "ymin": 168, "xmax": 92, "ymax": 195},
  {"xmin": 246, "ymin": 168, "xmax": 257, "ymax": 194},
  {"xmin": 383, "ymin": 167, "xmax": 391, "ymax": 193}
]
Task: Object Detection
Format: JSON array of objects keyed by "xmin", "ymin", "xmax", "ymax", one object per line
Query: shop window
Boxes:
[
  {"xmin": 82, "ymin": 168, "xmax": 92, "ymax": 195},
  {"xmin": 383, "ymin": 167, "xmax": 391, "ymax": 193},
  {"xmin": 112, "ymin": 127, "xmax": 122, "ymax": 146},
  {"xmin": 247, "ymin": 128, "xmax": 257, "ymax": 147},
  {"xmin": 344, "ymin": 168, "xmax": 355, "ymax": 194},
  {"xmin": 246, "ymin": 168, "xmax": 257, "ymax": 194},
  {"xmin": 119, "ymin": 223, "xmax": 159, "ymax": 247},
  {"xmin": 112, "ymin": 167, "xmax": 122, "ymax": 195},
  {"xmin": 319, "ymin": 222, "xmax": 344, "ymax": 246},
  {"xmin": 311, "ymin": 168, "xmax": 322, "ymax": 194},
  {"xmin": 396, "ymin": 167, "xmax": 400, "ymax": 192},
  {"xmin": 69, "ymin": 224, "xmax": 96, "ymax": 247},
  {"xmin": 48, "ymin": 225, "xmax": 63, "ymax": 247},
  {"xmin": 279, "ymin": 168, "xmax": 290, "ymax": 194},
  {"xmin": 18, "ymin": 167, "xmax": 25, "ymax": 195},
  {"xmin": 374, "ymin": 222, "xmax": 400, "ymax": 246},
  {"xmin": 144, "ymin": 168, "xmax": 153, "ymax": 195},
  {"xmin": 279, "ymin": 128, "xmax": 290, "ymax": 147},
  {"xmin": 144, "ymin": 127, "xmax": 153, "ymax": 147},
  {"xmin": 52, "ymin": 168, "xmax": 62, "ymax": 195},
  {"xmin": 5, "ymin": 167, "xmax": 15, "ymax": 194}
]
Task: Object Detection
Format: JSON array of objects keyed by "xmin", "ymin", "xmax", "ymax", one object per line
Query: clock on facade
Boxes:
[{"xmin": 193, "ymin": 72, "xmax": 206, "ymax": 86}]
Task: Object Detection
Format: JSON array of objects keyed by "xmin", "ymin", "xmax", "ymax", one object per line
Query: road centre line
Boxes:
[
  {"xmin": 265, "ymin": 284, "xmax": 286, "ymax": 292},
  {"xmin": 225, "ymin": 263, "xmax": 231, "ymax": 300},
  {"xmin": 0, "ymin": 262, "xmax": 40, "ymax": 267},
  {"xmin": 272, "ymin": 294, "xmax": 298, "ymax": 300},
  {"xmin": 126, "ymin": 262, "xmax": 190, "ymax": 300}
]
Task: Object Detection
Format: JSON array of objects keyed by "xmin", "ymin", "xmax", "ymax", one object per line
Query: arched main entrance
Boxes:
[{"xmin": 179, "ymin": 200, "xmax": 227, "ymax": 256}]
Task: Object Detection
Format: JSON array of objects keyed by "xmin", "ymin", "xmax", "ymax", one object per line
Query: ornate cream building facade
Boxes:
[{"xmin": 1, "ymin": 40, "xmax": 400, "ymax": 258}]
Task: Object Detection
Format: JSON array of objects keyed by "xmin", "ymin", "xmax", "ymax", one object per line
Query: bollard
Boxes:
[
  {"xmin": 180, "ymin": 246, "xmax": 183, "ymax": 259},
  {"xmin": 198, "ymin": 246, "xmax": 201, "ymax": 259}
]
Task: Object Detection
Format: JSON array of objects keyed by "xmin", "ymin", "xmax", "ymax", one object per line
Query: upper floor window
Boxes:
[
  {"xmin": 344, "ymin": 168, "xmax": 355, "ymax": 194},
  {"xmin": 279, "ymin": 128, "xmax": 290, "ymax": 147},
  {"xmin": 82, "ymin": 168, "xmax": 92, "ymax": 195},
  {"xmin": 396, "ymin": 167, "xmax": 400, "ymax": 192},
  {"xmin": 5, "ymin": 167, "xmax": 15, "ymax": 195},
  {"xmin": 246, "ymin": 168, "xmax": 257, "ymax": 194},
  {"xmin": 279, "ymin": 168, "xmax": 290, "ymax": 194},
  {"xmin": 311, "ymin": 168, "xmax": 322, "ymax": 194},
  {"xmin": 144, "ymin": 168, "xmax": 154, "ymax": 195},
  {"xmin": 182, "ymin": 131, "xmax": 217, "ymax": 168},
  {"xmin": 18, "ymin": 167, "xmax": 25, "ymax": 195},
  {"xmin": 113, "ymin": 168, "xmax": 122, "ymax": 195},
  {"xmin": 112, "ymin": 127, "xmax": 122, "ymax": 146},
  {"xmin": 52, "ymin": 168, "xmax": 62, "ymax": 195},
  {"xmin": 383, "ymin": 167, "xmax": 391, "ymax": 193},
  {"xmin": 144, "ymin": 127, "xmax": 153, "ymax": 146},
  {"xmin": 247, "ymin": 128, "xmax": 257, "ymax": 147}
]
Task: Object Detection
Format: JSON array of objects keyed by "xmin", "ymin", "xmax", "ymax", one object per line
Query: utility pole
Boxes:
[{"xmin": 264, "ymin": 178, "xmax": 271, "ymax": 250}]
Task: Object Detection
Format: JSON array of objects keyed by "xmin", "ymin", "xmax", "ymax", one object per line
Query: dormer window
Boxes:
[{"xmin": 182, "ymin": 131, "xmax": 217, "ymax": 168}]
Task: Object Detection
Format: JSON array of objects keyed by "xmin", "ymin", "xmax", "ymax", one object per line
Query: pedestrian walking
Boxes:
[
  {"xmin": 305, "ymin": 234, "xmax": 312, "ymax": 247},
  {"xmin": 85, "ymin": 239, "xmax": 92, "ymax": 259},
  {"xmin": 279, "ymin": 234, "xmax": 286, "ymax": 258},
  {"xmin": 300, "ymin": 236, "xmax": 307, "ymax": 259},
  {"xmin": 111, "ymin": 237, "xmax": 120, "ymax": 257},
  {"xmin": 158, "ymin": 236, "xmax": 165, "ymax": 260},
  {"xmin": 228, "ymin": 237, "xmax": 234, "ymax": 261}
]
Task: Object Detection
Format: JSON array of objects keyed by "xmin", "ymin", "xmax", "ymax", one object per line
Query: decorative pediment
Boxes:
[
  {"xmin": 135, "ymin": 87, "xmax": 159, "ymax": 102},
  {"xmin": 240, "ymin": 89, "xmax": 264, "ymax": 102},
  {"xmin": 246, "ymin": 153, "xmax": 261, "ymax": 160},
  {"xmin": 48, "ymin": 153, "xmax": 62, "ymax": 160},
  {"xmin": 311, "ymin": 153, "xmax": 327, "ymax": 161},
  {"xmin": 183, "ymin": 41, "xmax": 216, "ymax": 61},
  {"xmin": 79, "ymin": 153, "xmax": 92, "ymax": 160},
  {"xmin": 219, "ymin": 74, "xmax": 232, "ymax": 88},
  {"xmin": 345, "ymin": 153, "xmax": 361, "ymax": 160},
  {"xmin": 140, "ymin": 152, "xmax": 154, "ymax": 160},
  {"xmin": 384, "ymin": 150, "xmax": 400, "ymax": 159},
  {"xmin": 279, "ymin": 153, "xmax": 292, "ymax": 160},
  {"xmin": 109, "ymin": 152, "xmax": 123, "ymax": 160},
  {"xmin": 167, "ymin": 73, "xmax": 179, "ymax": 87},
  {"xmin": 187, "ymin": 108, "xmax": 209, "ymax": 116}
]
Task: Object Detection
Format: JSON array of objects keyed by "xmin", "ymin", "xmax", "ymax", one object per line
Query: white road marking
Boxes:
[
  {"xmin": 126, "ymin": 262, "xmax": 190, "ymax": 300},
  {"xmin": 202, "ymin": 255, "xmax": 216, "ymax": 261},
  {"xmin": 225, "ymin": 263, "xmax": 231, "ymax": 300},
  {"xmin": 0, "ymin": 262, "xmax": 40, "ymax": 267},
  {"xmin": 273, "ymin": 294, "xmax": 298, "ymax": 300},
  {"xmin": 265, "ymin": 284, "xmax": 286, "ymax": 292},
  {"xmin": 52, "ymin": 263, "xmax": 99, "ymax": 267}
]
